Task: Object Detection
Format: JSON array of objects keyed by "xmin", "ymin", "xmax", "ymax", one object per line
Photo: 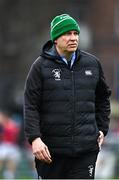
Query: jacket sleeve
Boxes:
[
  {"xmin": 24, "ymin": 57, "xmax": 42, "ymax": 144},
  {"xmin": 95, "ymin": 61, "xmax": 111, "ymax": 136}
]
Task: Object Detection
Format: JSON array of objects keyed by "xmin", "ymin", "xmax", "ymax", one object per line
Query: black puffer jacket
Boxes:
[{"xmin": 24, "ymin": 40, "xmax": 111, "ymax": 156}]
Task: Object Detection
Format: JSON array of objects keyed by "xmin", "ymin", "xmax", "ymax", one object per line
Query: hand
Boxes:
[
  {"xmin": 32, "ymin": 137, "xmax": 52, "ymax": 164},
  {"xmin": 98, "ymin": 131, "xmax": 104, "ymax": 150}
]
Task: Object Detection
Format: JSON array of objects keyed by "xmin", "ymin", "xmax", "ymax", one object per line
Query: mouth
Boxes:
[{"xmin": 68, "ymin": 44, "xmax": 77, "ymax": 48}]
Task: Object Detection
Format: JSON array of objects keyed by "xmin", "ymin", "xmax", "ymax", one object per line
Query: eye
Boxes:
[
  {"xmin": 74, "ymin": 31, "xmax": 79, "ymax": 35},
  {"xmin": 65, "ymin": 32, "xmax": 71, "ymax": 35}
]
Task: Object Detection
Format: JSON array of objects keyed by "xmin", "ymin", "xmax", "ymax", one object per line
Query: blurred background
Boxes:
[{"xmin": 0, "ymin": 0, "xmax": 119, "ymax": 179}]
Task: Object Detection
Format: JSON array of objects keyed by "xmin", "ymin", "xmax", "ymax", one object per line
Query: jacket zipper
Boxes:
[{"xmin": 71, "ymin": 70, "xmax": 75, "ymax": 152}]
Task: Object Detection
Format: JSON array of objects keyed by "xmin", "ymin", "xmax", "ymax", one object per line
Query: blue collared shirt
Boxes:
[{"xmin": 60, "ymin": 52, "xmax": 76, "ymax": 68}]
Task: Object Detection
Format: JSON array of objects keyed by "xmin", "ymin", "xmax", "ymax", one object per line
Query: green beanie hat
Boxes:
[{"xmin": 50, "ymin": 14, "xmax": 80, "ymax": 41}]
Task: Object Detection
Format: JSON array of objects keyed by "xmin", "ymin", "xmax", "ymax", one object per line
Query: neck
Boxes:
[{"xmin": 64, "ymin": 53, "xmax": 73, "ymax": 61}]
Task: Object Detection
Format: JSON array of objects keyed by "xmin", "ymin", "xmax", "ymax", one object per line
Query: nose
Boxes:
[{"xmin": 70, "ymin": 33, "xmax": 78, "ymax": 41}]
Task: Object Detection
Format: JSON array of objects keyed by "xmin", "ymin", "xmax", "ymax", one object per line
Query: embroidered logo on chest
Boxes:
[
  {"xmin": 85, "ymin": 70, "xmax": 92, "ymax": 76},
  {"xmin": 52, "ymin": 69, "xmax": 61, "ymax": 80}
]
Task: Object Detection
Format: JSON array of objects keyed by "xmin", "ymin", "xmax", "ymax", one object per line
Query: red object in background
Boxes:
[{"xmin": 2, "ymin": 119, "xmax": 20, "ymax": 144}]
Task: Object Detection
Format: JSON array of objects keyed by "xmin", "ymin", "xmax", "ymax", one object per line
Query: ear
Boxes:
[{"xmin": 54, "ymin": 40, "xmax": 57, "ymax": 44}]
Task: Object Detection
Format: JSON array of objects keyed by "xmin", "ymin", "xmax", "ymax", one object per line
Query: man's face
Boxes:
[{"xmin": 54, "ymin": 30, "xmax": 79, "ymax": 55}]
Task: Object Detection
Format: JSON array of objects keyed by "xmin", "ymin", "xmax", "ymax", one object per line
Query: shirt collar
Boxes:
[{"xmin": 61, "ymin": 52, "xmax": 76, "ymax": 68}]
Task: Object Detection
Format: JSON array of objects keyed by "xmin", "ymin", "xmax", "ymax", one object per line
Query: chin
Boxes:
[{"xmin": 68, "ymin": 48, "xmax": 77, "ymax": 52}]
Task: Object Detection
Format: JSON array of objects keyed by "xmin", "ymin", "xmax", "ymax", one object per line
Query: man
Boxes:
[{"xmin": 24, "ymin": 14, "xmax": 111, "ymax": 179}]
